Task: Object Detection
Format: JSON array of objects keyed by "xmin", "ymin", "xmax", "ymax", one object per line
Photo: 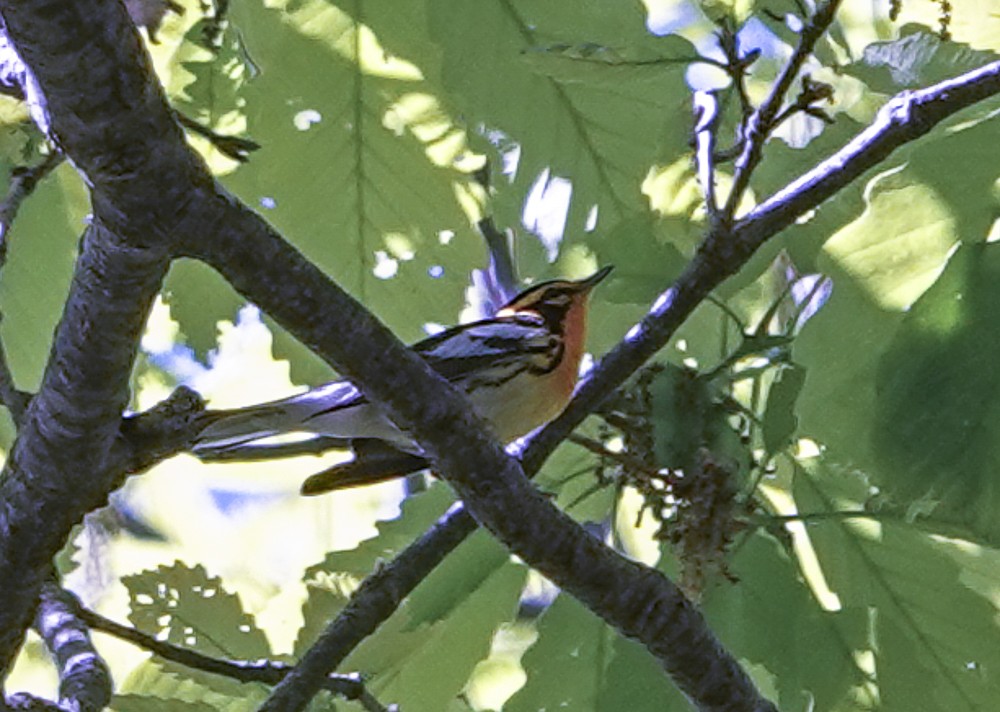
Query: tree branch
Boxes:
[
  {"xmin": 0, "ymin": 0, "xmax": 215, "ymax": 680},
  {"xmin": 0, "ymin": 222, "xmax": 168, "ymax": 677},
  {"xmin": 73, "ymin": 605, "xmax": 382, "ymax": 705},
  {"xmin": 724, "ymin": 0, "xmax": 842, "ymax": 216},
  {"xmin": 32, "ymin": 582, "xmax": 112, "ymax": 712}
]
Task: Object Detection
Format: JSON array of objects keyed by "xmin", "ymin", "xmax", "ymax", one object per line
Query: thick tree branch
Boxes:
[
  {"xmin": 0, "ymin": 224, "xmax": 168, "ymax": 677},
  {"xmin": 0, "ymin": 0, "xmax": 214, "ymax": 682}
]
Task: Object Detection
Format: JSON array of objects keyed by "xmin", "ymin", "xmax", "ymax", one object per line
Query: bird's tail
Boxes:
[
  {"xmin": 300, "ymin": 441, "xmax": 429, "ymax": 495},
  {"xmin": 192, "ymin": 399, "xmax": 313, "ymax": 456}
]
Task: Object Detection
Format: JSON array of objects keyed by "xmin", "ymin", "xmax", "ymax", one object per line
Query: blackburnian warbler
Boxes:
[{"xmin": 193, "ymin": 266, "xmax": 612, "ymax": 494}]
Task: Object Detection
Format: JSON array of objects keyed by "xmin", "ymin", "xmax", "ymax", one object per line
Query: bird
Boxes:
[{"xmin": 193, "ymin": 266, "xmax": 612, "ymax": 494}]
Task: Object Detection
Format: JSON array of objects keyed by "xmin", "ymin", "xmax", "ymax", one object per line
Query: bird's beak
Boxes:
[{"xmin": 579, "ymin": 265, "xmax": 613, "ymax": 291}]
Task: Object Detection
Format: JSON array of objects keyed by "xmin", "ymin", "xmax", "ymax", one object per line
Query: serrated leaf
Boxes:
[
  {"xmin": 168, "ymin": 18, "xmax": 256, "ymax": 173},
  {"xmin": 429, "ymin": 0, "xmax": 693, "ymax": 236},
  {"xmin": 123, "ymin": 562, "xmax": 270, "ymax": 659},
  {"xmin": 792, "ymin": 460, "xmax": 1000, "ymax": 709},
  {"xmin": 117, "ymin": 659, "xmax": 268, "ymax": 712},
  {"xmin": 295, "ymin": 483, "xmax": 456, "ymax": 655},
  {"xmin": 111, "ymin": 694, "xmax": 218, "ymax": 712},
  {"xmin": 845, "ymin": 26, "xmax": 999, "ymax": 93},
  {"xmin": 342, "ymin": 549, "xmax": 526, "ymax": 712},
  {"xmin": 305, "ymin": 483, "xmax": 455, "ymax": 582},
  {"xmin": 699, "ymin": 531, "xmax": 869, "ymax": 712},
  {"xmin": 164, "ymin": 0, "xmax": 486, "ymax": 384}
]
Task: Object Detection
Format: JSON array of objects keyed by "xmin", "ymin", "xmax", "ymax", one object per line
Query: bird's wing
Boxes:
[{"xmin": 414, "ymin": 313, "xmax": 558, "ymax": 383}]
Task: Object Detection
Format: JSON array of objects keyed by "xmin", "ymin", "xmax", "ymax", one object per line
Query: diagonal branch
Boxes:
[{"xmin": 74, "ymin": 604, "xmax": 385, "ymax": 707}]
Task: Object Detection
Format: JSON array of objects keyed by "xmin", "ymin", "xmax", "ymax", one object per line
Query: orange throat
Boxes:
[{"xmin": 555, "ymin": 300, "xmax": 589, "ymax": 400}]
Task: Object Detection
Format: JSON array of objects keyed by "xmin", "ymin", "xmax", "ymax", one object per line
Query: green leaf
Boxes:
[
  {"xmin": 164, "ymin": 0, "xmax": 486, "ymax": 383},
  {"xmin": 823, "ymin": 175, "xmax": 957, "ymax": 311},
  {"xmin": 793, "ymin": 460, "xmax": 1000, "ymax": 710},
  {"xmin": 342, "ymin": 540, "xmax": 526, "ymax": 712},
  {"xmin": 649, "ymin": 363, "xmax": 748, "ymax": 477},
  {"xmin": 506, "ymin": 594, "xmax": 689, "ymax": 711},
  {"xmin": 873, "ymin": 242, "xmax": 1000, "ymax": 542},
  {"xmin": 123, "ymin": 562, "xmax": 270, "ymax": 659},
  {"xmin": 429, "ymin": 0, "xmax": 693, "ymax": 235},
  {"xmin": 295, "ymin": 483, "xmax": 456, "ymax": 655},
  {"xmin": 585, "ymin": 213, "xmax": 687, "ymax": 305},
  {"xmin": 700, "ymin": 532, "xmax": 870, "ymax": 712},
  {"xmin": 845, "ymin": 26, "xmax": 999, "ymax": 93},
  {"xmin": 304, "ymin": 482, "xmax": 455, "ymax": 581},
  {"xmin": 168, "ymin": 17, "xmax": 256, "ymax": 172},
  {"xmin": 117, "ymin": 660, "xmax": 268, "ymax": 712},
  {"xmin": 111, "ymin": 693, "xmax": 219, "ymax": 712},
  {"xmin": 522, "ymin": 36, "xmax": 698, "ymax": 84},
  {"xmin": 763, "ymin": 364, "xmax": 806, "ymax": 455},
  {"xmin": 296, "ymin": 485, "xmax": 527, "ymax": 712},
  {"xmin": 882, "ymin": 1, "xmax": 1000, "ymax": 53},
  {"xmin": 0, "ymin": 164, "xmax": 88, "ymax": 390}
]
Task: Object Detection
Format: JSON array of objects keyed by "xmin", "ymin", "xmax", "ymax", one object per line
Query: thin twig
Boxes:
[
  {"xmin": 692, "ymin": 90, "xmax": 721, "ymax": 220},
  {"xmin": 176, "ymin": 112, "xmax": 260, "ymax": 163},
  {"xmin": 715, "ymin": 24, "xmax": 758, "ymax": 155},
  {"xmin": 568, "ymin": 433, "xmax": 664, "ymax": 480},
  {"xmin": 724, "ymin": 0, "xmax": 843, "ymax": 217},
  {"xmin": 76, "ymin": 606, "xmax": 394, "ymax": 710},
  {"xmin": 476, "ymin": 215, "xmax": 518, "ymax": 302},
  {"xmin": 0, "ymin": 150, "xmax": 63, "ymax": 261}
]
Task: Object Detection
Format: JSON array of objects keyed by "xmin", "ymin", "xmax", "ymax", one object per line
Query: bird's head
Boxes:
[{"xmin": 497, "ymin": 266, "xmax": 612, "ymax": 331}]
